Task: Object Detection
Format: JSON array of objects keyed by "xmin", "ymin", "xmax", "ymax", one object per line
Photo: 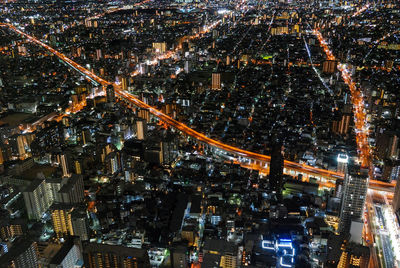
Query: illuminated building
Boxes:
[
  {"xmin": 137, "ymin": 109, "xmax": 151, "ymax": 123},
  {"xmin": 322, "ymin": 60, "xmax": 337, "ymax": 73},
  {"xmin": 121, "ymin": 77, "xmax": 128, "ymax": 90},
  {"xmin": 51, "ymin": 204, "xmax": 74, "ymax": 238},
  {"xmin": 96, "ymin": 49, "xmax": 102, "ymax": 60},
  {"xmin": 105, "ymin": 152, "xmax": 121, "ymax": 175},
  {"xmin": 0, "ymin": 147, "xmax": 4, "ymax": 165},
  {"xmin": 269, "ymin": 142, "xmax": 284, "ymax": 200},
  {"xmin": 211, "ymin": 73, "xmax": 221, "ymax": 90},
  {"xmin": 60, "ymin": 154, "xmax": 70, "ymax": 178},
  {"xmin": 184, "ymin": 61, "xmax": 191, "ymax": 74},
  {"xmin": 338, "ymin": 114, "xmax": 351, "ymax": 135},
  {"xmin": 152, "ymin": 42, "xmax": 167, "ymax": 53},
  {"xmin": 23, "ymin": 179, "xmax": 52, "ymax": 220},
  {"xmin": 8, "ymin": 134, "xmax": 28, "ymax": 160},
  {"xmin": 338, "ymin": 242, "xmax": 369, "ymax": 268},
  {"xmin": 0, "ymin": 222, "xmax": 24, "ymax": 240},
  {"xmin": 376, "ymin": 131, "xmax": 399, "ymax": 159},
  {"xmin": 0, "ymin": 238, "xmax": 39, "ymax": 268},
  {"xmin": 81, "ymin": 129, "xmax": 91, "ymax": 145},
  {"xmin": 203, "ymin": 239, "xmax": 238, "ymax": 268},
  {"xmin": 339, "ymin": 166, "xmax": 368, "ymax": 234},
  {"xmin": 337, "ymin": 153, "xmax": 349, "ymax": 174},
  {"xmin": 136, "ymin": 119, "xmax": 147, "ymax": 140},
  {"xmin": 83, "ymin": 243, "xmax": 150, "ymax": 267},
  {"xmin": 74, "ymin": 160, "xmax": 82, "ymax": 175}
]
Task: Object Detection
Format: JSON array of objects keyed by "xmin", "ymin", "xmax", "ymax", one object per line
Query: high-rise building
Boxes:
[
  {"xmin": 211, "ymin": 73, "xmax": 221, "ymax": 90},
  {"xmin": 121, "ymin": 77, "xmax": 128, "ymax": 90},
  {"xmin": 337, "ymin": 153, "xmax": 349, "ymax": 174},
  {"xmin": 339, "ymin": 166, "xmax": 368, "ymax": 233},
  {"xmin": 0, "ymin": 238, "xmax": 39, "ymax": 268},
  {"xmin": 138, "ymin": 109, "xmax": 151, "ymax": 122},
  {"xmin": 105, "ymin": 152, "xmax": 121, "ymax": 175},
  {"xmin": 71, "ymin": 209, "xmax": 90, "ymax": 241},
  {"xmin": 82, "ymin": 129, "xmax": 91, "ymax": 145},
  {"xmin": 269, "ymin": 142, "xmax": 284, "ymax": 200},
  {"xmin": 60, "ymin": 154, "xmax": 70, "ymax": 178},
  {"xmin": 184, "ymin": 61, "xmax": 191, "ymax": 74},
  {"xmin": 106, "ymin": 85, "xmax": 115, "ymax": 103},
  {"xmin": 56, "ymin": 174, "xmax": 84, "ymax": 204},
  {"xmin": 83, "ymin": 243, "xmax": 150, "ymax": 267},
  {"xmin": 136, "ymin": 119, "xmax": 147, "ymax": 140},
  {"xmin": 338, "ymin": 114, "xmax": 351, "ymax": 135},
  {"xmin": 23, "ymin": 179, "xmax": 52, "ymax": 220},
  {"xmin": 49, "ymin": 237, "xmax": 83, "ymax": 268},
  {"xmin": 51, "ymin": 204, "xmax": 74, "ymax": 238}
]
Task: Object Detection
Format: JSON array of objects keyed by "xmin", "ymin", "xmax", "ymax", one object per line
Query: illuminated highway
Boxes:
[{"xmin": 0, "ymin": 22, "xmax": 395, "ymax": 193}]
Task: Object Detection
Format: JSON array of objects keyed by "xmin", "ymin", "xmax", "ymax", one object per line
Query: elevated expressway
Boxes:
[{"xmin": 0, "ymin": 23, "xmax": 394, "ymax": 193}]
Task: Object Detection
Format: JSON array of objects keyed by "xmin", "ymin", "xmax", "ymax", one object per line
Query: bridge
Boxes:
[{"xmin": 0, "ymin": 22, "xmax": 394, "ymax": 193}]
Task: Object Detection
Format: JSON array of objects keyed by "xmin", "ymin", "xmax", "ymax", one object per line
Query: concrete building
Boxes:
[
  {"xmin": 23, "ymin": 179, "xmax": 52, "ymax": 220},
  {"xmin": 339, "ymin": 166, "xmax": 368, "ymax": 234}
]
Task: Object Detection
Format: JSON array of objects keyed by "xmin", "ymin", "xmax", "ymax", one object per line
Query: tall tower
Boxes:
[
  {"xmin": 339, "ymin": 165, "xmax": 368, "ymax": 234},
  {"xmin": 269, "ymin": 142, "xmax": 284, "ymax": 201}
]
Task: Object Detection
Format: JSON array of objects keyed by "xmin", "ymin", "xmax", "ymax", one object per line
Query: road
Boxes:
[{"xmin": 375, "ymin": 205, "xmax": 396, "ymax": 268}]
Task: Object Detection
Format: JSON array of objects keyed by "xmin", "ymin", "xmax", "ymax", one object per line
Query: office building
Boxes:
[
  {"xmin": 0, "ymin": 238, "xmax": 39, "ymax": 268},
  {"xmin": 23, "ymin": 179, "xmax": 52, "ymax": 220},
  {"xmin": 83, "ymin": 243, "xmax": 150, "ymax": 267},
  {"xmin": 339, "ymin": 166, "xmax": 368, "ymax": 233}
]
